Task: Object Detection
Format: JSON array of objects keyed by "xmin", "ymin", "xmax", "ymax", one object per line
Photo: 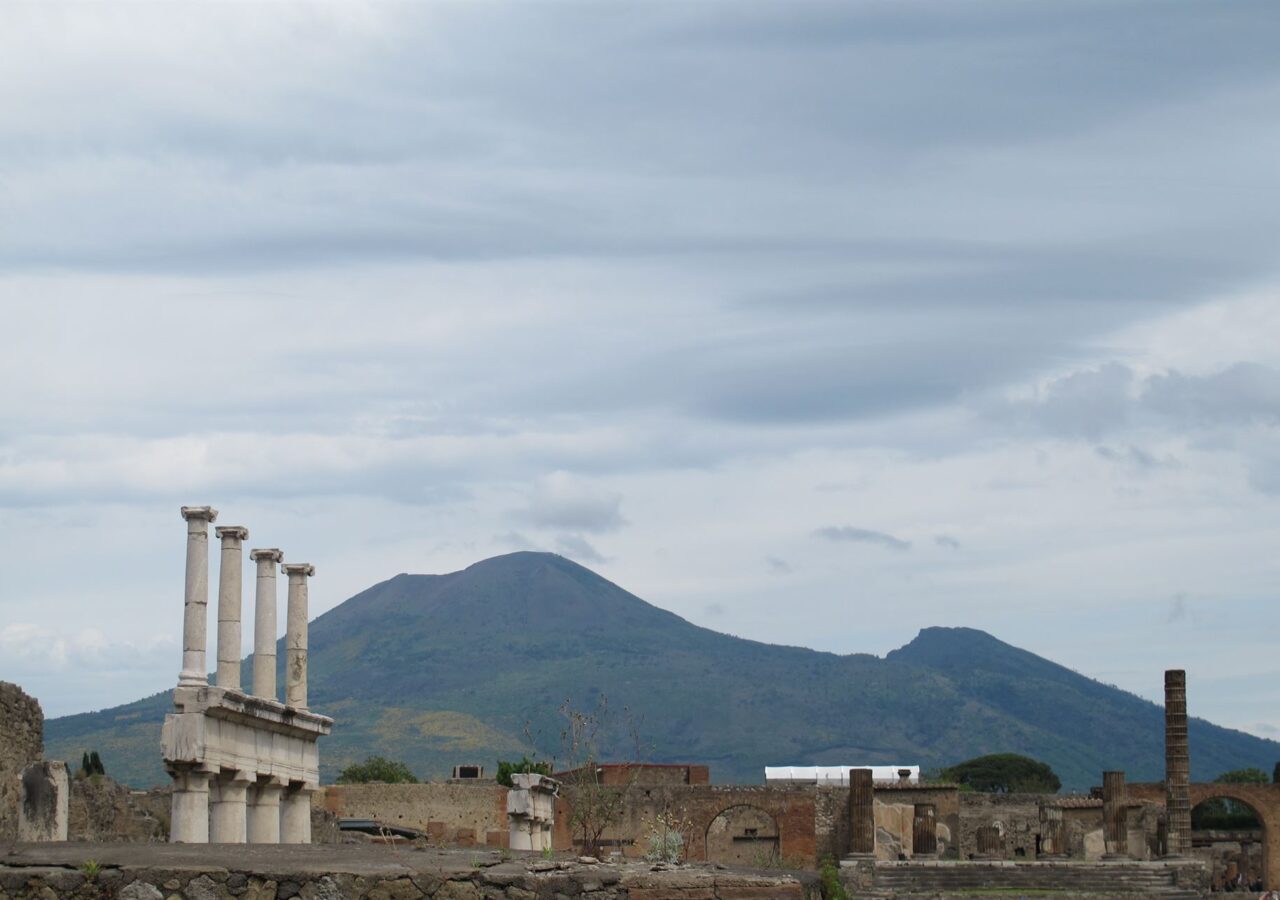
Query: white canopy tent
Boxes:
[{"xmin": 764, "ymin": 765, "xmax": 920, "ymax": 784}]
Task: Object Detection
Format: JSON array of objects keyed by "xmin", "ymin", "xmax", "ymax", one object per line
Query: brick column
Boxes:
[
  {"xmin": 1164, "ymin": 669, "xmax": 1192, "ymax": 856},
  {"xmin": 1102, "ymin": 770, "xmax": 1128, "ymax": 858},
  {"xmin": 848, "ymin": 768, "xmax": 875, "ymax": 857},
  {"xmin": 214, "ymin": 525, "xmax": 249, "ymax": 690},
  {"xmin": 178, "ymin": 506, "xmax": 218, "ymax": 688},
  {"xmin": 912, "ymin": 804, "xmax": 937, "ymax": 856}
]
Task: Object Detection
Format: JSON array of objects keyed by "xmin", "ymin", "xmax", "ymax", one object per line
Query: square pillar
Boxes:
[
  {"xmin": 170, "ymin": 769, "xmax": 211, "ymax": 843},
  {"xmin": 247, "ymin": 779, "xmax": 284, "ymax": 844},
  {"xmin": 210, "ymin": 771, "xmax": 252, "ymax": 843}
]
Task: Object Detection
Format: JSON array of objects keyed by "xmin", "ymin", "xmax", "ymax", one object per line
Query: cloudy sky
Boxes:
[{"xmin": 2, "ymin": 3, "xmax": 1278, "ymax": 742}]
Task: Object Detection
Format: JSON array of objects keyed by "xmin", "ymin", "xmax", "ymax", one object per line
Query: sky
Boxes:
[{"xmin": 1, "ymin": 3, "xmax": 1278, "ymax": 744}]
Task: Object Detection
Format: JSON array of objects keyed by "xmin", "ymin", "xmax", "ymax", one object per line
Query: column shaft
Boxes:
[
  {"xmin": 215, "ymin": 526, "xmax": 249, "ymax": 690},
  {"xmin": 210, "ymin": 774, "xmax": 250, "ymax": 843},
  {"xmin": 250, "ymin": 549, "xmax": 283, "ymax": 700},
  {"xmin": 912, "ymin": 804, "xmax": 937, "ymax": 856},
  {"xmin": 281, "ymin": 785, "xmax": 312, "ymax": 844},
  {"xmin": 179, "ymin": 506, "xmax": 218, "ymax": 687},
  {"xmin": 1165, "ymin": 669, "xmax": 1192, "ymax": 856},
  {"xmin": 849, "ymin": 768, "xmax": 875, "ymax": 856},
  {"xmin": 170, "ymin": 770, "xmax": 211, "ymax": 843},
  {"xmin": 1102, "ymin": 770, "xmax": 1128, "ymax": 858},
  {"xmin": 247, "ymin": 782, "xmax": 283, "ymax": 844},
  {"xmin": 283, "ymin": 564, "xmax": 314, "ymax": 711}
]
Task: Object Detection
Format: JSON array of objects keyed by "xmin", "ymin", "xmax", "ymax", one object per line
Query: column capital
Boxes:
[
  {"xmin": 215, "ymin": 525, "xmax": 250, "ymax": 541},
  {"xmin": 251, "ymin": 548, "xmax": 284, "ymax": 564},
  {"xmin": 181, "ymin": 506, "xmax": 219, "ymax": 523},
  {"xmin": 282, "ymin": 563, "xmax": 315, "ymax": 577}
]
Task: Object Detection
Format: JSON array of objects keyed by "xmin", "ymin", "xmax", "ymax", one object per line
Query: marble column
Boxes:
[
  {"xmin": 1102, "ymin": 770, "xmax": 1128, "ymax": 858},
  {"xmin": 247, "ymin": 780, "xmax": 283, "ymax": 844},
  {"xmin": 849, "ymin": 768, "xmax": 875, "ymax": 857},
  {"xmin": 283, "ymin": 563, "xmax": 314, "ymax": 711},
  {"xmin": 210, "ymin": 771, "xmax": 252, "ymax": 843},
  {"xmin": 250, "ymin": 549, "xmax": 284, "ymax": 700},
  {"xmin": 170, "ymin": 768, "xmax": 211, "ymax": 843},
  {"xmin": 280, "ymin": 783, "xmax": 312, "ymax": 844},
  {"xmin": 913, "ymin": 804, "xmax": 937, "ymax": 856},
  {"xmin": 179, "ymin": 506, "xmax": 218, "ymax": 688},
  {"xmin": 1164, "ymin": 669, "xmax": 1192, "ymax": 856},
  {"xmin": 215, "ymin": 525, "xmax": 249, "ymax": 690}
]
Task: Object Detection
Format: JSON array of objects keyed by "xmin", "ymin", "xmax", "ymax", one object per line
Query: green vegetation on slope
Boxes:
[{"xmin": 44, "ymin": 552, "xmax": 1280, "ymax": 790}]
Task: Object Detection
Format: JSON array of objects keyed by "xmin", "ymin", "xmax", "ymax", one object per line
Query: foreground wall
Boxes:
[{"xmin": 0, "ymin": 683, "xmax": 44, "ymax": 843}]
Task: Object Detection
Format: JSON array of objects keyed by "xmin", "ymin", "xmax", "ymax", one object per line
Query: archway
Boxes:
[
  {"xmin": 1191, "ymin": 794, "xmax": 1265, "ymax": 893},
  {"xmin": 705, "ymin": 804, "xmax": 780, "ymax": 867}
]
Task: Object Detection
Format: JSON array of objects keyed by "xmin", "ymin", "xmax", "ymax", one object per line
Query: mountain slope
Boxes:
[{"xmin": 45, "ymin": 553, "xmax": 1280, "ymax": 790}]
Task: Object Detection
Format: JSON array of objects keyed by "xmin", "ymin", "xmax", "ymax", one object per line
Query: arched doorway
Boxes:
[
  {"xmin": 1192, "ymin": 795, "xmax": 1265, "ymax": 893},
  {"xmin": 705, "ymin": 805, "xmax": 780, "ymax": 867}
]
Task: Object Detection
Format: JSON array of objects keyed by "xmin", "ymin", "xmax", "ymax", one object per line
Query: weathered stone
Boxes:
[
  {"xmin": 277, "ymin": 878, "xmax": 302, "ymax": 898},
  {"xmin": 241, "ymin": 878, "xmax": 278, "ymax": 900},
  {"xmin": 186, "ymin": 873, "xmax": 225, "ymax": 900},
  {"xmin": 297, "ymin": 875, "xmax": 341, "ymax": 900},
  {"xmin": 435, "ymin": 879, "xmax": 483, "ymax": 900},
  {"xmin": 366, "ymin": 877, "xmax": 425, "ymax": 900}
]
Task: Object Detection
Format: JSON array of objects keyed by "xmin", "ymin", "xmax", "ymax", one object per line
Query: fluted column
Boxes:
[
  {"xmin": 1039, "ymin": 805, "xmax": 1066, "ymax": 858},
  {"xmin": 179, "ymin": 506, "xmax": 218, "ymax": 688},
  {"xmin": 1164, "ymin": 669, "xmax": 1192, "ymax": 856},
  {"xmin": 849, "ymin": 767, "xmax": 875, "ymax": 856},
  {"xmin": 1102, "ymin": 770, "xmax": 1128, "ymax": 858},
  {"xmin": 283, "ymin": 563, "xmax": 314, "ymax": 711},
  {"xmin": 214, "ymin": 525, "xmax": 249, "ymax": 690},
  {"xmin": 913, "ymin": 804, "xmax": 937, "ymax": 857},
  {"xmin": 250, "ymin": 548, "xmax": 284, "ymax": 700},
  {"xmin": 247, "ymin": 780, "xmax": 283, "ymax": 844}
]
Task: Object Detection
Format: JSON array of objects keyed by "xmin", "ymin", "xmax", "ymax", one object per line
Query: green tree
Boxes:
[
  {"xmin": 335, "ymin": 756, "xmax": 419, "ymax": 784},
  {"xmin": 496, "ymin": 756, "xmax": 552, "ymax": 788},
  {"xmin": 939, "ymin": 753, "xmax": 1061, "ymax": 793},
  {"xmin": 88, "ymin": 751, "xmax": 105, "ymax": 776},
  {"xmin": 1215, "ymin": 767, "xmax": 1268, "ymax": 785},
  {"xmin": 1273, "ymin": 761, "xmax": 1280, "ymax": 784}
]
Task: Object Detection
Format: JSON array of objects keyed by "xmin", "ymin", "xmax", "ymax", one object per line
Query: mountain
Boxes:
[{"xmin": 45, "ymin": 552, "xmax": 1280, "ymax": 791}]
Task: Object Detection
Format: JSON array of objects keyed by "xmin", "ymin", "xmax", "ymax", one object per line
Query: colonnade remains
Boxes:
[{"xmin": 161, "ymin": 506, "xmax": 332, "ymax": 844}]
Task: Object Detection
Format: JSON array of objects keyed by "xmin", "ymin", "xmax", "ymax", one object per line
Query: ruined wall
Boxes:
[
  {"xmin": 66, "ymin": 778, "xmax": 169, "ymax": 842},
  {"xmin": 0, "ymin": 682, "xmax": 44, "ymax": 842},
  {"xmin": 957, "ymin": 793, "xmax": 1043, "ymax": 859},
  {"xmin": 871, "ymin": 785, "xmax": 960, "ymax": 860},
  {"xmin": 317, "ymin": 782, "xmax": 508, "ymax": 847}
]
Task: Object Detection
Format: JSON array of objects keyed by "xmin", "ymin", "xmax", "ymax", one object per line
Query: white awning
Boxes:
[{"xmin": 764, "ymin": 765, "xmax": 919, "ymax": 784}]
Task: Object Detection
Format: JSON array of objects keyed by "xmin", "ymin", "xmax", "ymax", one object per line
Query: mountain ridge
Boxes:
[{"xmin": 44, "ymin": 552, "xmax": 1280, "ymax": 790}]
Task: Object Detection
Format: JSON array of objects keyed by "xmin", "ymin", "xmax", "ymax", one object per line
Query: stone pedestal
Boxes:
[
  {"xmin": 18, "ymin": 761, "xmax": 68, "ymax": 842},
  {"xmin": 848, "ymin": 768, "xmax": 875, "ymax": 857},
  {"xmin": 170, "ymin": 768, "xmax": 211, "ymax": 844},
  {"xmin": 215, "ymin": 526, "xmax": 249, "ymax": 690},
  {"xmin": 1102, "ymin": 770, "xmax": 1128, "ymax": 859},
  {"xmin": 507, "ymin": 773, "xmax": 560, "ymax": 852},
  {"xmin": 281, "ymin": 784, "xmax": 313, "ymax": 844},
  {"xmin": 1164, "ymin": 669, "xmax": 1192, "ymax": 857},
  {"xmin": 247, "ymin": 780, "xmax": 283, "ymax": 844}
]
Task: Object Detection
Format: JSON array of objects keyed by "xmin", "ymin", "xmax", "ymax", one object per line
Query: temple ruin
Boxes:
[{"xmin": 160, "ymin": 505, "xmax": 332, "ymax": 844}]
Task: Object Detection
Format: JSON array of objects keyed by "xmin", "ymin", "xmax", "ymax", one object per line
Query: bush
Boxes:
[
  {"xmin": 335, "ymin": 756, "xmax": 419, "ymax": 784},
  {"xmin": 819, "ymin": 855, "xmax": 848, "ymax": 900},
  {"xmin": 495, "ymin": 756, "xmax": 552, "ymax": 788}
]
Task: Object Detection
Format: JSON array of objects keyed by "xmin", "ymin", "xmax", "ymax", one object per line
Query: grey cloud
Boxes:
[
  {"xmin": 1144, "ymin": 363, "xmax": 1280, "ymax": 427},
  {"xmin": 813, "ymin": 526, "xmax": 911, "ymax": 551},
  {"xmin": 555, "ymin": 534, "xmax": 607, "ymax": 565},
  {"xmin": 520, "ymin": 473, "xmax": 626, "ymax": 534},
  {"xmin": 934, "ymin": 535, "xmax": 961, "ymax": 550},
  {"xmin": 765, "ymin": 556, "xmax": 793, "ymax": 575}
]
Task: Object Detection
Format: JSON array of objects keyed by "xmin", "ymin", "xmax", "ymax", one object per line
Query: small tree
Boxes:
[
  {"xmin": 1273, "ymin": 761, "xmax": 1279, "ymax": 785},
  {"xmin": 496, "ymin": 756, "xmax": 552, "ymax": 788},
  {"xmin": 336, "ymin": 756, "xmax": 419, "ymax": 784},
  {"xmin": 939, "ymin": 753, "xmax": 1061, "ymax": 793},
  {"xmin": 88, "ymin": 751, "xmax": 105, "ymax": 776},
  {"xmin": 556, "ymin": 696, "xmax": 644, "ymax": 857}
]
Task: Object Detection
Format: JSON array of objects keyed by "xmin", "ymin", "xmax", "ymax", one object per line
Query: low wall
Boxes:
[
  {"xmin": 0, "ymin": 842, "xmax": 817, "ymax": 900},
  {"xmin": 317, "ymin": 782, "xmax": 508, "ymax": 847}
]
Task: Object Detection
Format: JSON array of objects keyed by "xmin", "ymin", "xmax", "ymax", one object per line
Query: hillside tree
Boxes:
[{"xmin": 940, "ymin": 753, "xmax": 1061, "ymax": 793}]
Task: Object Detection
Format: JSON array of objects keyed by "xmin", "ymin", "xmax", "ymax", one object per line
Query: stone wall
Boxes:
[
  {"xmin": 956, "ymin": 792, "xmax": 1044, "ymax": 859},
  {"xmin": 317, "ymin": 782, "xmax": 508, "ymax": 847},
  {"xmin": 66, "ymin": 778, "xmax": 169, "ymax": 843},
  {"xmin": 0, "ymin": 683, "xmax": 44, "ymax": 842}
]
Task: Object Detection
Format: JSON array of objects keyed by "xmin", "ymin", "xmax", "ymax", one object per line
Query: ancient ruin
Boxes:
[
  {"xmin": 160, "ymin": 505, "xmax": 332, "ymax": 844},
  {"xmin": 506, "ymin": 772, "xmax": 560, "ymax": 851}
]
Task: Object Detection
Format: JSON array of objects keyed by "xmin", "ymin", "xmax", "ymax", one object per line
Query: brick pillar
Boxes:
[
  {"xmin": 1164, "ymin": 669, "xmax": 1192, "ymax": 856},
  {"xmin": 848, "ymin": 768, "xmax": 875, "ymax": 857},
  {"xmin": 912, "ymin": 803, "xmax": 937, "ymax": 856},
  {"xmin": 1039, "ymin": 805, "xmax": 1065, "ymax": 858},
  {"xmin": 1102, "ymin": 770, "xmax": 1128, "ymax": 858}
]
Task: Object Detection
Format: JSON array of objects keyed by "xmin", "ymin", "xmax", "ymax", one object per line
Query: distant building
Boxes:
[{"xmin": 765, "ymin": 765, "xmax": 920, "ymax": 784}]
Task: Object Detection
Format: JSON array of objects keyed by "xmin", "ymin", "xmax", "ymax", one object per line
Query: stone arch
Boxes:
[
  {"xmin": 704, "ymin": 804, "xmax": 780, "ymax": 867},
  {"xmin": 1130, "ymin": 782, "xmax": 1280, "ymax": 890},
  {"xmin": 1190, "ymin": 791, "xmax": 1265, "ymax": 891}
]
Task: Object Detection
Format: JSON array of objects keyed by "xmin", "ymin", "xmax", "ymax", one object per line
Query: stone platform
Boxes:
[{"xmin": 0, "ymin": 843, "xmax": 816, "ymax": 899}]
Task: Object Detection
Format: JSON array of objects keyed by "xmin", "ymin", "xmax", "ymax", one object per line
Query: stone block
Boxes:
[{"xmin": 18, "ymin": 761, "xmax": 68, "ymax": 842}]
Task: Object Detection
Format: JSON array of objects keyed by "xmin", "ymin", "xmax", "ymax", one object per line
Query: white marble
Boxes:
[{"xmin": 215, "ymin": 525, "xmax": 249, "ymax": 691}]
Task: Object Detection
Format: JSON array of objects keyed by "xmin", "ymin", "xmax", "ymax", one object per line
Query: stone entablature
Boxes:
[{"xmin": 507, "ymin": 773, "xmax": 559, "ymax": 851}]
